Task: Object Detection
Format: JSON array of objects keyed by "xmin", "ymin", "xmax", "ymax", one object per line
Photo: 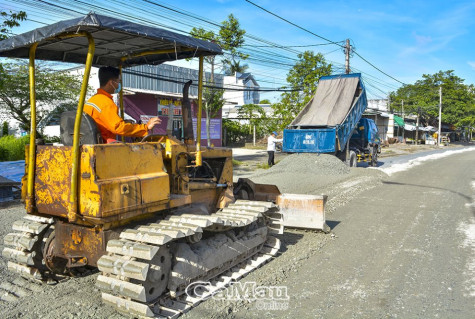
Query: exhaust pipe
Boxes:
[{"xmin": 182, "ymin": 80, "xmax": 194, "ymax": 144}]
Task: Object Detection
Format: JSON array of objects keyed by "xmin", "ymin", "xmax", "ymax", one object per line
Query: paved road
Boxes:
[{"xmin": 236, "ymin": 148, "xmax": 475, "ymax": 318}]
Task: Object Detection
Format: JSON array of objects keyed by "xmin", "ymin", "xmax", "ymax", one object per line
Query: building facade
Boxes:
[{"xmin": 59, "ymin": 64, "xmax": 225, "ymax": 146}]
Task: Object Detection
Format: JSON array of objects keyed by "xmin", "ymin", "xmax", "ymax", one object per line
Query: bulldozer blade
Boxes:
[
  {"xmin": 234, "ymin": 178, "xmax": 281, "ymax": 202},
  {"xmin": 277, "ymin": 194, "xmax": 328, "ymax": 231}
]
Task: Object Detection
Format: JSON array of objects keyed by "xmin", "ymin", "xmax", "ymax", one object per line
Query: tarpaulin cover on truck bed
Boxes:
[
  {"xmin": 290, "ymin": 74, "xmax": 361, "ymax": 127},
  {"xmin": 0, "ymin": 13, "xmax": 222, "ymax": 67}
]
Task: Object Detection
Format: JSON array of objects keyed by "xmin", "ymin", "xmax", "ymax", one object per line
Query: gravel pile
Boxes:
[
  {"xmin": 248, "ymin": 153, "xmax": 354, "ymax": 195},
  {"xmin": 268, "ymin": 153, "xmax": 350, "ymax": 176}
]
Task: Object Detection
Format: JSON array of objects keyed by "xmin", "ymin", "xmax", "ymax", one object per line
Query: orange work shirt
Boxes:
[{"xmin": 84, "ymin": 88, "xmax": 148, "ymax": 143}]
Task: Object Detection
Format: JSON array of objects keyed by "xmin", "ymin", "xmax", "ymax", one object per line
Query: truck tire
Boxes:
[
  {"xmin": 370, "ymin": 146, "xmax": 378, "ymax": 167},
  {"xmin": 348, "ymin": 151, "xmax": 357, "ymax": 167}
]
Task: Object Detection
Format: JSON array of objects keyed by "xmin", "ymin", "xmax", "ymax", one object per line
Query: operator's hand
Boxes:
[{"xmin": 146, "ymin": 117, "xmax": 161, "ymax": 130}]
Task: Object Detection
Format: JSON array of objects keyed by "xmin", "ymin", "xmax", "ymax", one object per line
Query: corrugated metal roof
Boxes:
[{"xmin": 123, "ymin": 64, "xmax": 223, "ymax": 97}]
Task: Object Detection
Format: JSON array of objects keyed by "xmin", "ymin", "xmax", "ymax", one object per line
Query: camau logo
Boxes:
[{"xmin": 185, "ymin": 281, "xmax": 290, "ymax": 310}]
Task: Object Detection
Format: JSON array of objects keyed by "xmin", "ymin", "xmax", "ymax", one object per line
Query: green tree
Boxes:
[
  {"xmin": 203, "ymin": 87, "xmax": 225, "ymax": 146},
  {"xmin": 272, "ymin": 51, "xmax": 332, "ymax": 129},
  {"xmin": 189, "ymin": 27, "xmax": 218, "ymax": 77},
  {"xmin": 190, "ymin": 14, "xmax": 248, "ymax": 76},
  {"xmin": 2, "ymin": 121, "xmax": 8, "ymax": 136},
  {"xmin": 0, "ymin": 10, "xmax": 27, "ymax": 92},
  {"xmin": 225, "ymin": 60, "xmax": 249, "ymax": 76},
  {"xmin": 1, "ymin": 10, "xmax": 26, "ymax": 40},
  {"xmin": 389, "ymin": 70, "xmax": 475, "ymax": 128},
  {"xmin": 259, "ymin": 99, "xmax": 271, "ymax": 104},
  {"xmin": 219, "ymin": 14, "xmax": 249, "ymax": 75},
  {"xmin": 237, "ymin": 104, "xmax": 265, "ymax": 134},
  {"xmin": 190, "ymin": 14, "xmax": 248, "ymax": 145},
  {"xmin": 223, "ymin": 119, "xmax": 250, "ymax": 146},
  {"xmin": 0, "ymin": 62, "xmax": 84, "ymax": 136}
]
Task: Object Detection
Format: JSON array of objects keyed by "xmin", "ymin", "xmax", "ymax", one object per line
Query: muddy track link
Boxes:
[
  {"xmin": 2, "ymin": 215, "xmax": 54, "ymax": 283},
  {"xmin": 97, "ymin": 200, "xmax": 283, "ymax": 318}
]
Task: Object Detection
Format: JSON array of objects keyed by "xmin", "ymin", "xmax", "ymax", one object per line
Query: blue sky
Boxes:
[{"xmin": 1, "ymin": 0, "xmax": 474, "ymax": 101}]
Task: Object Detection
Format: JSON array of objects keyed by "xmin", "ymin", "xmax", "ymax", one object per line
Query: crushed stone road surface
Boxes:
[
  {"xmin": 0, "ymin": 147, "xmax": 474, "ymax": 318},
  {"xmin": 183, "ymin": 148, "xmax": 475, "ymax": 319}
]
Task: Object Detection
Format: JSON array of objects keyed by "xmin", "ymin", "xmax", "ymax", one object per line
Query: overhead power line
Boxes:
[
  {"xmin": 245, "ymin": 0, "xmax": 345, "ymax": 48},
  {"xmin": 242, "ymin": 42, "xmax": 343, "ymax": 48},
  {"xmin": 353, "ymin": 50, "xmax": 406, "ymax": 85},
  {"xmin": 245, "ymin": 0, "xmax": 405, "ymax": 87},
  {"xmin": 123, "ymin": 69, "xmax": 301, "ymax": 92},
  {"xmin": 10, "ymin": 0, "xmax": 402, "ymax": 96}
]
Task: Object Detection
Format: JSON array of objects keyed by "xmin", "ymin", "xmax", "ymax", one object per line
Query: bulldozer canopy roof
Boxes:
[{"xmin": 0, "ymin": 13, "xmax": 222, "ymax": 67}]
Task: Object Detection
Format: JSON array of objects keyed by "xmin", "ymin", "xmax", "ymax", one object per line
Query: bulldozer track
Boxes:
[
  {"xmin": 2, "ymin": 215, "xmax": 54, "ymax": 283},
  {"xmin": 1, "ymin": 201, "xmax": 283, "ymax": 317},
  {"xmin": 0, "ymin": 276, "xmax": 44, "ymax": 303},
  {"xmin": 97, "ymin": 200, "xmax": 283, "ymax": 318}
]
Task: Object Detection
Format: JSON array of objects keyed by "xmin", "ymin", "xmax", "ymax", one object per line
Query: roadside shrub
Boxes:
[
  {"xmin": 0, "ymin": 145, "xmax": 8, "ymax": 161},
  {"xmin": 223, "ymin": 119, "xmax": 252, "ymax": 146},
  {"xmin": 2, "ymin": 121, "xmax": 8, "ymax": 136},
  {"xmin": 0, "ymin": 135, "xmax": 30, "ymax": 161}
]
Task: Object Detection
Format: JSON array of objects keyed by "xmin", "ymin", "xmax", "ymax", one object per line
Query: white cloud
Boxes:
[{"xmin": 469, "ymin": 61, "xmax": 475, "ymax": 70}]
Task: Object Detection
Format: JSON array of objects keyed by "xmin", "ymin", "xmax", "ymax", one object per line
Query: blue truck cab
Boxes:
[
  {"xmin": 348, "ymin": 118, "xmax": 381, "ymax": 165},
  {"xmin": 350, "ymin": 118, "xmax": 380, "ymax": 148}
]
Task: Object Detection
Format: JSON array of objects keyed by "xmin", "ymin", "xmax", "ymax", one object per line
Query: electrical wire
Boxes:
[
  {"xmin": 244, "ymin": 0, "xmax": 345, "ymax": 48},
  {"xmin": 6, "ymin": 0, "xmax": 402, "ymax": 97}
]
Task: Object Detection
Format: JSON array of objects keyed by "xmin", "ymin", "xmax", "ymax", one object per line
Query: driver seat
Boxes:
[{"xmin": 60, "ymin": 111, "xmax": 103, "ymax": 145}]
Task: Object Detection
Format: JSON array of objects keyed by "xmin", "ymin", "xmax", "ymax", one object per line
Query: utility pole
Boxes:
[
  {"xmin": 438, "ymin": 86, "xmax": 442, "ymax": 146},
  {"xmin": 415, "ymin": 107, "xmax": 420, "ymax": 145},
  {"xmin": 345, "ymin": 39, "xmax": 351, "ymax": 74},
  {"xmin": 402, "ymin": 100, "xmax": 405, "ymax": 140}
]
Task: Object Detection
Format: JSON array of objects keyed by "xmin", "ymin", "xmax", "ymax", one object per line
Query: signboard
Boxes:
[
  {"xmin": 160, "ymin": 107, "xmax": 182, "ymax": 116},
  {"xmin": 158, "ymin": 98, "xmax": 182, "ymax": 116},
  {"xmin": 192, "ymin": 118, "xmax": 221, "ymax": 140}
]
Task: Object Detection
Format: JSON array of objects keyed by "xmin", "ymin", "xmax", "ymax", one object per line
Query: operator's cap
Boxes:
[{"xmin": 272, "ymin": 131, "xmax": 278, "ymax": 135}]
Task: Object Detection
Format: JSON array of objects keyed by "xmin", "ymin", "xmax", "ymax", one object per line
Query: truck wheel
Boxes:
[
  {"xmin": 348, "ymin": 151, "xmax": 357, "ymax": 167},
  {"xmin": 370, "ymin": 146, "xmax": 378, "ymax": 167}
]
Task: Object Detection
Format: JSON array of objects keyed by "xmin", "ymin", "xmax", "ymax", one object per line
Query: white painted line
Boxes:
[
  {"xmin": 376, "ymin": 147, "xmax": 475, "ymax": 176},
  {"xmin": 457, "ymin": 219, "xmax": 475, "ymax": 297}
]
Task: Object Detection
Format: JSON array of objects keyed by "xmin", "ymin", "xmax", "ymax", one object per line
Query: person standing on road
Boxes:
[{"xmin": 267, "ymin": 131, "xmax": 283, "ymax": 167}]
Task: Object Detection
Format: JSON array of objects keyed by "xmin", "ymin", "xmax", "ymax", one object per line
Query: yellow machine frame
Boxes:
[{"xmin": 25, "ymin": 31, "xmax": 207, "ymax": 223}]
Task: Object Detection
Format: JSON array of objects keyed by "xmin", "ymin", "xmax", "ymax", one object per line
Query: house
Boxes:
[
  {"xmin": 222, "ymin": 72, "xmax": 260, "ymax": 114},
  {"xmin": 363, "ymin": 99, "xmax": 394, "ymax": 142}
]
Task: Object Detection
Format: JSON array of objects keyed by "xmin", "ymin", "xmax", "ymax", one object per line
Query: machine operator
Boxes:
[{"xmin": 84, "ymin": 66, "xmax": 161, "ymax": 143}]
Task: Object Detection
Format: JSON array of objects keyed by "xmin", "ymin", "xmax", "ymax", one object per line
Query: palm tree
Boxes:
[{"xmin": 224, "ymin": 59, "xmax": 249, "ymax": 75}]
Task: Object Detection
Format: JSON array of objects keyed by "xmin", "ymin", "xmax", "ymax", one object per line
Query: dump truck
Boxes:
[
  {"xmin": 283, "ymin": 73, "xmax": 381, "ymax": 166},
  {"xmin": 0, "ymin": 13, "xmax": 327, "ymax": 318}
]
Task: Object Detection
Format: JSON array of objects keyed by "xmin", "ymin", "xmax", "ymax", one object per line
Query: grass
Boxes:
[
  {"xmin": 0, "ymin": 135, "xmax": 29, "ymax": 161},
  {"xmin": 256, "ymin": 163, "xmax": 270, "ymax": 169},
  {"xmin": 232, "ymin": 159, "xmax": 244, "ymax": 166},
  {"xmin": 256, "ymin": 160, "xmax": 280, "ymax": 170}
]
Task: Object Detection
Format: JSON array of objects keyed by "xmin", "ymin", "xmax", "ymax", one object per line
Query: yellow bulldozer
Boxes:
[{"xmin": 0, "ymin": 13, "xmax": 326, "ymax": 318}]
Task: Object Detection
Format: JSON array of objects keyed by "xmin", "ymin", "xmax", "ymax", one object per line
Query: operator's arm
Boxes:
[{"xmin": 101, "ymin": 104, "xmax": 148, "ymax": 137}]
